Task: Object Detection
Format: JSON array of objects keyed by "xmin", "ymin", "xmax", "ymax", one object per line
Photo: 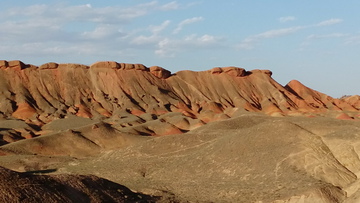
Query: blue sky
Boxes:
[{"xmin": 1, "ymin": 0, "xmax": 360, "ymax": 97}]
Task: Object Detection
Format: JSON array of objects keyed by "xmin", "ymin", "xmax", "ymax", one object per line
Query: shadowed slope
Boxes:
[{"xmin": 0, "ymin": 166, "xmax": 158, "ymax": 203}]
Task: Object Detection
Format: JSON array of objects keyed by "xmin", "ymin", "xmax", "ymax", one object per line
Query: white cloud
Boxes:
[
  {"xmin": 198, "ymin": 34, "xmax": 216, "ymax": 43},
  {"xmin": 155, "ymin": 38, "xmax": 174, "ymax": 57},
  {"xmin": 0, "ymin": 19, "xmax": 71, "ymax": 43},
  {"xmin": 316, "ymin": 18, "xmax": 343, "ymax": 26},
  {"xmin": 173, "ymin": 17, "xmax": 204, "ymax": 34},
  {"xmin": 127, "ymin": 16, "xmax": 222, "ymax": 57},
  {"xmin": 306, "ymin": 33, "xmax": 348, "ymax": 40},
  {"xmin": 186, "ymin": 1, "xmax": 202, "ymax": 7},
  {"xmin": 131, "ymin": 35, "xmax": 161, "ymax": 45},
  {"xmin": 279, "ymin": 16, "xmax": 296, "ymax": 23},
  {"xmin": 300, "ymin": 33, "xmax": 349, "ymax": 49},
  {"xmin": 155, "ymin": 34, "xmax": 223, "ymax": 57},
  {"xmin": 0, "ymin": 1, "xmax": 189, "ymax": 63},
  {"xmin": 344, "ymin": 34, "xmax": 360, "ymax": 45},
  {"xmin": 256, "ymin": 26, "xmax": 304, "ymax": 38},
  {"xmin": 238, "ymin": 26, "xmax": 304, "ymax": 49},
  {"xmin": 182, "ymin": 34, "xmax": 222, "ymax": 45},
  {"xmin": 0, "ymin": 42, "xmax": 90, "ymax": 57},
  {"xmin": 130, "ymin": 20, "xmax": 171, "ymax": 45},
  {"xmin": 81, "ymin": 25, "xmax": 125, "ymax": 40},
  {"xmin": 238, "ymin": 18, "xmax": 344, "ymax": 50},
  {"xmin": 2, "ymin": 2, "xmax": 173, "ymax": 27},
  {"xmin": 159, "ymin": 1, "xmax": 180, "ymax": 11},
  {"xmin": 0, "ymin": 1, "xmax": 226, "ymax": 65},
  {"xmin": 150, "ymin": 20, "xmax": 171, "ymax": 34}
]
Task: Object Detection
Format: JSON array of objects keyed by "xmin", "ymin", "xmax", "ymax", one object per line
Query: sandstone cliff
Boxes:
[{"xmin": 1, "ymin": 60, "xmax": 358, "ymax": 123}]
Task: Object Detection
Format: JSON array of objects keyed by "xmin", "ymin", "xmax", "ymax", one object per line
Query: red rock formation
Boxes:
[
  {"xmin": 0, "ymin": 60, "xmax": 359, "ymax": 133},
  {"xmin": 39, "ymin": 62, "xmax": 58, "ymax": 69},
  {"xmin": 285, "ymin": 80, "xmax": 357, "ymax": 112},
  {"xmin": 341, "ymin": 95, "xmax": 360, "ymax": 110},
  {"xmin": 90, "ymin": 61, "xmax": 120, "ymax": 69},
  {"xmin": 150, "ymin": 66, "xmax": 171, "ymax": 79},
  {"xmin": 222, "ymin": 66, "xmax": 246, "ymax": 77},
  {"xmin": 209, "ymin": 67, "xmax": 223, "ymax": 74},
  {"xmin": 336, "ymin": 113, "xmax": 353, "ymax": 120},
  {"xmin": 12, "ymin": 103, "xmax": 37, "ymax": 120}
]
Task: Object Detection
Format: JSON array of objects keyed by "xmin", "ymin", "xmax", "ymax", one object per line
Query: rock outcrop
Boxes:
[
  {"xmin": 149, "ymin": 66, "xmax": 171, "ymax": 79},
  {"xmin": 0, "ymin": 60, "xmax": 359, "ymax": 141},
  {"xmin": 1, "ymin": 60, "xmax": 358, "ymax": 122}
]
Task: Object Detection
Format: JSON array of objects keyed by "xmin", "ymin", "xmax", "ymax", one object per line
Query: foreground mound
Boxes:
[{"xmin": 0, "ymin": 166, "xmax": 158, "ymax": 202}]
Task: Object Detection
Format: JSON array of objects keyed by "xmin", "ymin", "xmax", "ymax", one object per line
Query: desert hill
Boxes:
[
  {"xmin": 0, "ymin": 60, "xmax": 359, "ymax": 143},
  {"xmin": 62, "ymin": 114, "xmax": 360, "ymax": 202},
  {"xmin": 1, "ymin": 60, "xmax": 360, "ymax": 202}
]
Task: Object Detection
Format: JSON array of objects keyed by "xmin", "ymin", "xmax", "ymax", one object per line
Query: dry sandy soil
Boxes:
[{"xmin": 1, "ymin": 60, "xmax": 360, "ymax": 202}]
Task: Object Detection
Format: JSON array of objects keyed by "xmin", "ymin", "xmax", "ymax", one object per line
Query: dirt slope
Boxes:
[{"xmin": 58, "ymin": 114, "xmax": 360, "ymax": 202}]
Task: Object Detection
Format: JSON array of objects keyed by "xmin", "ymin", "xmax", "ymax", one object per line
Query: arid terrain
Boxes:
[{"xmin": 1, "ymin": 60, "xmax": 360, "ymax": 202}]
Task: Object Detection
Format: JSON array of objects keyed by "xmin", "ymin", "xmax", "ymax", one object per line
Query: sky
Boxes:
[{"xmin": 1, "ymin": 0, "xmax": 360, "ymax": 97}]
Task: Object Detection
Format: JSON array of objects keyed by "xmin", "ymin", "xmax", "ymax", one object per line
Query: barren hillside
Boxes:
[{"xmin": 1, "ymin": 60, "xmax": 360, "ymax": 202}]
